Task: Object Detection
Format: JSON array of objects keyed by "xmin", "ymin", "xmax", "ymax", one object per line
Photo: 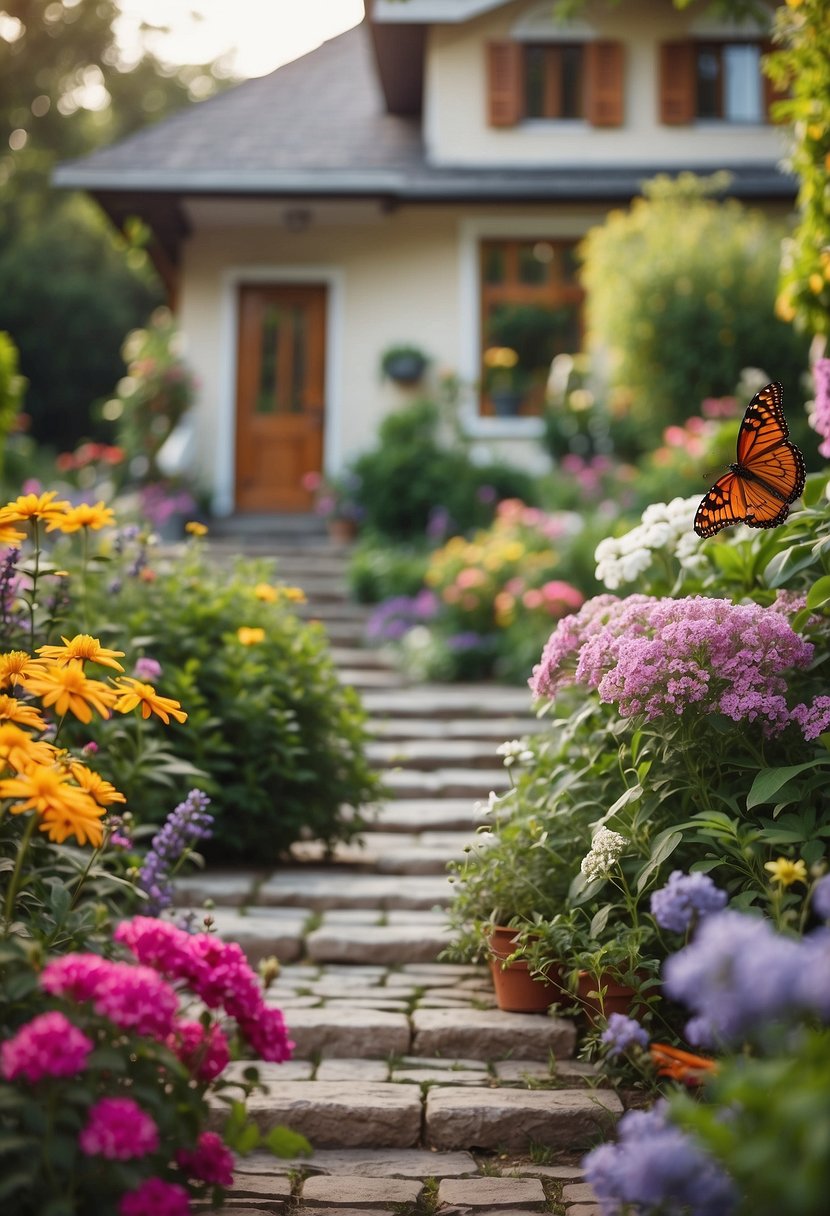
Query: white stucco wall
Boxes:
[{"xmin": 423, "ymin": 0, "xmax": 784, "ymax": 168}]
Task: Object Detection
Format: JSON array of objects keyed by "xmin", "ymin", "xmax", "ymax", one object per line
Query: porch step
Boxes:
[
  {"xmin": 256, "ymin": 870, "xmax": 453, "ymax": 911},
  {"xmin": 366, "ymin": 738, "xmax": 507, "ymax": 771},
  {"xmin": 361, "ymin": 797, "xmax": 491, "ymax": 833},
  {"xmin": 381, "ymin": 766, "xmax": 509, "ymax": 799},
  {"xmin": 369, "ymin": 715, "xmax": 543, "ymax": 742},
  {"xmin": 363, "ymin": 685, "xmax": 534, "ymax": 719}
]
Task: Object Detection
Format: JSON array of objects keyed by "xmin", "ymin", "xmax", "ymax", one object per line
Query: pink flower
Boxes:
[
  {"xmin": 238, "ymin": 1005, "xmax": 294, "ymax": 1063},
  {"xmin": 79, "ymin": 1097, "xmax": 159, "ymax": 1160},
  {"xmin": 812, "ymin": 358, "xmax": 830, "ymax": 458},
  {"xmin": 175, "ymin": 1131, "xmax": 234, "ymax": 1186},
  {"xmin": 0, "ymin": 1011, "xmax": 94, "ymax": 1083},
  {"xmin": 118, "ymin": 1177, "xmax": 191, "ymax": 1216},
  {"xmin": 40, "ymin": 953, "xmax": 178, "ymax": 1039},
  {"xmin": 168, "ymin": 1020, "xmax": 230, "ymax": 1082},
  {"xmin": 133, "ymin": 657, "xmax": 163, "ymax": 682}
]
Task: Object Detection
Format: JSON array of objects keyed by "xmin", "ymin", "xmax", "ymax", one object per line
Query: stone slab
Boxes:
[
  {"xmin": 425, "ymin": 1087, "xmax": 622, "ymax": 1152},
  {"xmin": 257, "ymin": 871, "xmax": 452, "ymax": 911},
  {"xmin": 392, "ymin": 1068, "xmax": 490, "ymax": 1087},
  {"xmin": 242, "ymin": 1082, "xmax": 422, "ymax": 1148},
  {"xmin": 223, "ymin": 1059, "xmax": 315, "ymax": 1084},
  {"xmin": 316, "ymin": 1059, "xmax": 390, "ymax": 1083},
  {"xmin": 229, "ymin": 1177, "xmax": 293, "ymax": 1201},
  {"xmin": 411, "ymin": 1008, "xmax": 576, "ymax": 1061},
  {"xmin": 306, "ymin": 923, "xmax": 452, "ymax": 965},
  {"xmin": 369, "ymin": 717, "xmax": 544, "ymax": 742},
  {"xmin": 437, "ymin": 1178, "xmax": 546, "ymax": 1208},
  {"xmin": 383, "ymin": 768, "xmax": 510, "ymax": 799},
  {"xmin": 282, "ymin": 1007, "xmax": 411, "ymax": 1059},
  {"xmin": 300, "ymin": 1176, "xmax": 423, "ymax": 1207},
  {"xmin": 186, "ymin": 906, "xmax": 307, "ymax": 963},
  {"xmin": 367, "ymin": 739, "xmax": 506, "ymax": 770},
  {"xmin": 234, "ymin": 1148, "xmax": 477, "ymax": 1178},
  {"xmin": 171, "ymin": 868, "xmax": 266, "ymax": 907},
  {"xmin": 367, "ymin": 800, "xmax": 490, "ymax": 833},
  {"xmin": 562, "ymin": 1184, "xmax": 599, "ymax": 1204},
  {"xmin": 361, "ymin": 685, "xmax": 535, "ymax": 719}
]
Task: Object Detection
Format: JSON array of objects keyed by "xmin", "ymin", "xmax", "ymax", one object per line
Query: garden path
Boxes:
[{"xmin": 182, "ymin": 532, "xmax": 615, "ymax": 1216}]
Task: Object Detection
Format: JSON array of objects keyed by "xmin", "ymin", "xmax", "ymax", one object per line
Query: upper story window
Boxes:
[
  {"xmin": 487, "ymin": 40, "xmax": 624, "ymax": 128},
  {"xmin": 660, "ymin": 39, "xmax": 779, "ymax": 125}
]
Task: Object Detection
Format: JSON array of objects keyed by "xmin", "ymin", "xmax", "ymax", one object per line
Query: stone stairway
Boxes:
[{"xmin": 183, "ymin": 536, "xmax": 614, "ymax": 1215}]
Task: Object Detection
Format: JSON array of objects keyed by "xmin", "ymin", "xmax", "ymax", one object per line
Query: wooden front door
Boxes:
[{"xmin": 235, "ymin": 283, "xmax": 326, "ymax": 512}]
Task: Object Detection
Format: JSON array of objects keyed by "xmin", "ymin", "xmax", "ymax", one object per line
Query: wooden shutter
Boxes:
[
  {"xmin": 761, "ymin": 39, "xmax": 788, "ymax": 123},
  {"xmin": 659, "ymin": 40, "xmax": 695, "ymax": 124},
  {"xmin": 585, "ymin": 40, "xmax": 624, "ymax": 127},
  {"xmin": 487, "ymin": 41, "xmax": 524, "ymax": 127}
]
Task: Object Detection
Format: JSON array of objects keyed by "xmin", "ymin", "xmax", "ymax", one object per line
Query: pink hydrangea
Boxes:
[
  {"xmin": 79, "ymin": 1097, "xmax": 159, "ymax": 1160},
  {"xmin": 238, "ymin": 1006, "xmax": 294, "ymax": 1063},
  {"xmin": 175, "ymin": 1131, "xmax": 234, "ymax": 1186},
  {"xmin": 41, "ymin": 953, "xmax": 178, "ymax": 1039},
  {"xmin": 168, "ymin": 1020, "xmax": 230, "ymax": 1082},
  {"xmin": 812, "ymin": 358, "xmax": 830, "ymax": 458},
  {"xmin": 0, "ymin": 1011, "xmax": 94, "ymax": 1083},
  {"xmin": 529, "ymin": 594, "xmax": 650, "ymax": 699},
  {"xmin": 118, "ymin": 1177, "xmax": 191, "ymax": 1216}
]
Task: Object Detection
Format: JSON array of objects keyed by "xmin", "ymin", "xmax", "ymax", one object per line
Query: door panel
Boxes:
[{"xmin": 235, "ymin": 284, "xmax": 326, "ymax": 512}]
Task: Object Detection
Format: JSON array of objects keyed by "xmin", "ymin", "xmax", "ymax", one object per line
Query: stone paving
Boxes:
[{"xmin": 191, "ymin": 538, "xmax": 610, "ymax": 1214}]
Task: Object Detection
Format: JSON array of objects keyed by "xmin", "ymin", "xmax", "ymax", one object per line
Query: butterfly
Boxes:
[{"xmin": 693, "ymin": 382, "xmax": 806, "ymax": 538}]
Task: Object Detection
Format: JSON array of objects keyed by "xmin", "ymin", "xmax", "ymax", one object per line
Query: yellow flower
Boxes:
[
  {"xmin": 25, "ymin": 664, "xmax": 117, "ymax": 724},
  {"xmin": 0, "ymin": 695, "xmax": 45, "ymax": 730},
  {"xmin": 0, "ymin": 762, "xmax": 106, "ymax": 846},
  {"xmin": 237, "ymin": 626, "xmax": 266, "ymax": 646},
  {"xmin": 282, "ymin": 586, "xmax": 306, "ymax": 604},
  {"xmin": 0, "ymin": 491, "xmax": 71, "ymax": 526},
  {"xmin": 185, "ymin": 521, "xmax": 208, "ymax": 536},
  {"xmin": 36, "ymin": 635, "xmax": 125, "ymax": 672},
  {"xmin": 69, "ymin": 762, "xmax": 127, "ymax": 807},
  {"xmin": 39, "ymin": 800, "xmax": 106, "ymax": 848},
  {"xmin": 809, "ymin": 273, "xmax": 825, "ymax": 296},
  {"xmin": 0, "ymin": 723, "xmax": 57, "ymax": 772},
  {"xmin": 0, "ymin": 521, "xmax": 26, "ymax": 547},
  {"xmin": 0, "ymin": 651, "xmax": 46, "ymax": 690},
  {"xmin": 254, "ymin": 582, "xmax": 279, "ymax": 603},
  {"xmin": 49, "ymin": 501, "xmax": 115, "ymax": 533},
  {"xmin": 112, "ymin": 677, "xmax": 188, "ymax": 725},
  {"xmin": 764, "ymin": 857, "xmax": 808, "ymax": 887}
]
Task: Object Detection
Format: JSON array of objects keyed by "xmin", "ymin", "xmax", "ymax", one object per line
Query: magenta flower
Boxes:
[
  {"xmin": 79, "ymin": 1097, "xmax": 159, "ymax": 1160},
  {"xmin": 175, "ymin": 1131, "xmax": 234, "ymax": 1186},
  {"xmin": 40, "ymin": 953, "xmax": 178, "ymax": 1039},
  {"xmin": 133, "ymin": 656, "xmax": 163, "ymax": 682},
  {"xmin": 811, "ymin": 358, "xmax": 830, "ymax": 458},
  {"xmin": 238, "ymin": 1005, "xmax": 294, "ymax": 1063},
  {"xmin": 0, "ymin": 1011, "xmax": 94, "ymax": 1083},
  {"xmin": 118, "ymin": 1177, "xmax": 191, "ymax": 1216},
  {"xmin": 168, "ymin": 1020, "xmax": 230, "ymax": 1082}
]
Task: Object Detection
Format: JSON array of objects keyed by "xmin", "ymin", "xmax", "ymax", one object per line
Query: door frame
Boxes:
[{"xmin": 215, "ymin": 265, "xmax": 345, "ymax": 517}]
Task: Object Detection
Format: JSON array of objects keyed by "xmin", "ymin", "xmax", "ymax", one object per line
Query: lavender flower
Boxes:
[
  {"xmin": 662, "ymin": 911, "xmax": 808, "ymax": 1047},
  {"xmin": 812, "ymin": 875, "xmax": 830, "ymax": 921},
  {"xmin": 811, "ymin": 357, "xmax": 830, "ymax": 458},
  {"xmin": 601, "ymin": 1013, "xmax": 649, "ymax": 1058},
  {"xmin": 365, "ymin": 592, "xmax": 439, "ymax": 644},
  {"xmin": 789, "ymin": 695, "xmax": 830, "ymax": 742},
  {"xmin": 650, "ymin": 871, "xmax": 728, "ymax": 934},
  {"xmin": 134, "ymin": 656, "xmax": 163, "ymax": 682},
  {"xmin": 137, "ymin": 790, "xmax": 213, "ymax": 914},
  {"xmin": 584, "ymin": 1101, "xmax": 737, "ymax": 1215}
]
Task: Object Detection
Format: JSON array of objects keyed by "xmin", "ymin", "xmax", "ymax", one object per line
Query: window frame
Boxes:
[{"xmin": 694, "ymin": 39, "xmax": 764, "ymax": 123}]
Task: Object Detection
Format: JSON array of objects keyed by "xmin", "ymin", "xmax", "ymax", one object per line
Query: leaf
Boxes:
[
  {"xmin": 589, "ymin": 904, "xmax": 614, "ymax": 939},
  {"xmin": 635, "ymin": 829, "xmax": 683, "ymax": 894},
  {"xmin": 763, "ymin": 542, "xmax": 817, "ymax": 588},
  {"xmin": 262, "ymin": 1125, "xmax": 313, "ymax": 1159},
  {"xmin": 806, "ymin": 575, "xmax": 830, "ymax": 610},
  {"xmin": 746, "ymin": 761, "xmax": 828, "ymax": 809}
]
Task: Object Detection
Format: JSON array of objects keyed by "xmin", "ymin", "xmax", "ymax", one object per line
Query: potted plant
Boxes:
[
  {"xmin": 380, "ymin": 344, "xmax": 429, "ymax": 386},
  {"xmin": 482, "ymin": 346, "xmax": 529, "ymax": 416},
  {"xmin": 302, "ymin": 469, "xmax": 364, "ymax": 541}
]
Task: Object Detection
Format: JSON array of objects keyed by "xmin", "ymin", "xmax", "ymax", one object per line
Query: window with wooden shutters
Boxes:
[
  {"xmin": 487, "ymin": 41, "xmax": 524, "ymax": 127},
  {"xmin": 659, "ymin": 38, "xmax": 773, "ymax": 124},
  {"xmin": 585, "ymin": 41, "xmax": 624, "ymax": 127},
  {"xmin": 659, "ymin": 41, "xmax": 696, "ymax": 124},
  {"xmin": 487, "ymin": 39, "xmax": 625, "ymax": 128}
]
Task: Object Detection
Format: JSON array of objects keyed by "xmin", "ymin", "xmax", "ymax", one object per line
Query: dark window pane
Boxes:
[
  {"xmin": 518, "ymin": 241, "xmax": 548, "ymax": 285},
  {"xmin": 256, "ymin": 305, "xmax": 280, "ymax": 414},
  {"xmin": 482, "ymin": 243, "xmax": 505, "ymax": 284},
  {"xmin": 560, "ymin": 245, "xmax": 579, "ymax": 283},
  {"xmin": 561, "ymin": 45, "xmax": 584, "ymax": 118},
  {"xmin": 525, "ymin": 45, "xmax": 546, "ymax": 117},
  {"xmin": 696, "ymin": 46, "xmax": 722, "ymax": 118},
  {"xmin": 291, "ymin": 306, "xmax": 306, "ymax": 413}
]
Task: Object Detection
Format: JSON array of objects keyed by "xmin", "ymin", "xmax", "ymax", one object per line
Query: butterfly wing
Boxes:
[{"xmin": 694, "ymin": 382, "xmax": 806, "ymax": 538}]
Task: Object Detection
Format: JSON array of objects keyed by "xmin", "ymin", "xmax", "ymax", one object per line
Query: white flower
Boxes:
[
  {"xmin": 580, "ymin": 827, "xmax": 628, "ymax": 880},
  {"xmin": 496, "ymin": 740, "xmax": 534, "ymax": 767}
]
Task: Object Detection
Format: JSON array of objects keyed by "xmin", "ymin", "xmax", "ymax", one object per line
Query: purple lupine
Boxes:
[
  {"xmin": 600, "ymin": 1013, "xmax": 649, "ymax": 1057},
  {"xmin": 584, "ymin": 1102, "xmax": 737, "ymax": 1215},
  {"xmin": 137, "ymin": 790, "xmax": 213, "ymax": 914},
  {"xmin": 812, "ymin": 358, "xmax": 830, "ymax": 458},
  {"xmin": 812, "ymin": 875, "xmax": 830, "ymax": 921},
  {"xmin": 650, "ymin": 871, "xmax": 728, "ymax": 934}
]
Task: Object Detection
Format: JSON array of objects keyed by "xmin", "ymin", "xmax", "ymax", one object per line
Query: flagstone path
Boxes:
[{"xmin": 185, "ymin": 534, "xmax": 615, "ymax": 1215}]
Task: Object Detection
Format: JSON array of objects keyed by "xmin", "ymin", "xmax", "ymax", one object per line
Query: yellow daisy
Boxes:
[
  {"xmin": 764, "ymin": 857, "xmax": 808, "ymax": 887},
  {"xmin": 254, "ymin": 583, "xmax": 279, "ymax": 603},
  {"xmin": 0, "ymin": 651, "xmax": 46, "ymax": 690},
  {"xmin": 0, "ymin": 521, "xmax": 26, "ymax": 547},
  {"xmin": 0, "ymin": 762, "xmax": 97, "ymax": 817},
  {"xmin": 49, "ymin": 501, "xmax": 115, "ymax": 533},
  {"xmin": 111, "ymin": 678, "xmax": 188, "ymax": 725},
  {"xmin": 282, "ymin": 586, "xmax": 307, "ymax": 604},
  {"xmin": 0, "ymin": 491, "xmax": 71, "ymax": 526},
  {"xmin": 25, "ymin": 665, "xmax": 117, "ymax": 724},
  {"xmin": 185, "ymin": 520, "xmax": 208, "ymax": 536},
  {"xmin": 38, "ymin": 800, "xmax": 106, "ymax": 848},
  {"xmin": 36, "ymin": 635, "xmax": 125, "ymax": 672},
  {"xmin": 237, "ymin": 626, "xmax": 266, "ymax": 646},
  {"xmin": 0, "ymin": 695, "xmax": 45, "ymax": 730},
  {"xmin": 69, "ymin": 762, "xmax": 127, "ymax": 807},
  {"xmin": 0, "ymin": 723, "xmax": 57, "ymax": 772}
]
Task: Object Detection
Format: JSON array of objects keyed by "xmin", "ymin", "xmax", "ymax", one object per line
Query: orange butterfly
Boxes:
[{"xmin": 693, "ymin": 382, "xmax": 806, "ymax": 538}]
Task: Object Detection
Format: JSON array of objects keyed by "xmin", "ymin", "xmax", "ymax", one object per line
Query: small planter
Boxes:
[
  {"xmin": 491, "ymin": 389, "xmax": 525, "ymax": 417},
  {"xmin": 487, "ymin": 925, "xmax": 568, "ymax": 1014},
  {"xmin": 327, "ymin": 518, "xmax": 359, "ymax": 544},
  {"xmin": 382, "ymin": 352, "xmax": 428, "ymax": 386},
  {"xmin": 576, "ymin": 969, "xmax": 649, "ymax": 1024}
]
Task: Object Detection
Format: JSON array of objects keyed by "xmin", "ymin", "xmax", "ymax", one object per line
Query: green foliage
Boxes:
[
  {"xmin": 580, "ymin": 173, "xmax": 810, "ymax": 431},
  {"xmin": 81, "ymin": 538, "xmax": 383, "ymax": 862},
  {"xmin": 767, "ymin": 0, "xmax": 830, "ymax": 338},
  {"xmin": 0, "ymin": 331, "xmax": 25, "ymax": 480},
  {"xmin": 347, "ymin": 539, "xmax": 431, "ymax": 604}
]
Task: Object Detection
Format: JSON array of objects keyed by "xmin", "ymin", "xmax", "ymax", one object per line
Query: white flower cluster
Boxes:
[
  {"xmin": 580, "ymin": 827, "xmax": 629, "ymax": 880},
  {"xmin": 594, "ymin": 496, "xmax": 703, "ymax": 590},
  {"xmin": 496, "ymin": 739, "xmax": 535, "ymax": 767}
]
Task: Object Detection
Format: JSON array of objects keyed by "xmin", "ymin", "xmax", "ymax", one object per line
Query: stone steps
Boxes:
[
  {"xmin": 367, "ymin": 738, "xmax": 508, "ymax": 770},
  {"xmin": 363, "ymin": 685, "xmax": 535, "ymax": 719},
  {"xmin": 369, "ymin": 715, "xmax": 543, "ymax": 741}
]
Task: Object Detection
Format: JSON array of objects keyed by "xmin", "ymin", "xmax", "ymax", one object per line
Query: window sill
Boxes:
[
  {"xmin": 462, "ymin": 414, "xmax": 546, "ymax": 441},
  {"xmin": 520, "ymin": 118, "xmax": 589, "ymax": 131}
]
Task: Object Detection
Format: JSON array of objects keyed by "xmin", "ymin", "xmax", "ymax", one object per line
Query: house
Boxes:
[{"xmin": 54, "ymin": 0, "xmax": 792, "ymax": 517}]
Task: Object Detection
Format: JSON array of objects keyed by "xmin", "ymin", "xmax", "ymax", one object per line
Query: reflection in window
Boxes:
[
  {"xmin": 256, "ymin": 306, "xmax": 280, "ymax": 414},
  {"xmin": 695, "ymin": 42, "xmax": 762, "ymax": 122},
  {"xmin": 524, "ymin": 44, "xmax": 584, "ymax": 119},
  {"xmin": 256, "ymin": 304, "xmax": 307, "ymax": 414}
]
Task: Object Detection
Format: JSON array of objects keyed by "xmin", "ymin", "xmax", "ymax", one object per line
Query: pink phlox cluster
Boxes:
[
  {"xmin": 115, "ymin": 916, "xmax": 294, "ymax": 1063},
  {"xmin": 168, "ymin": 1020, "xmax": 230, "ymax": 1081},
  {"xmin": 40, "ymin": 953, "xmax": 178, "ymax": 1039},
  {"xmin": 79, "ymin": 1097, "xmax": 159, "ymax": 1160},
  {"xmin": 529, "ymin": 594, "xmax": 652, "ymax": 700},
  {"xmin": 175, "ymin": 1131, "xmax": 235, "ymax": 1187},
  {"xmin": 811, "ymin": 358, "xmax": 830, "ymax": 458},
  {"xmin": 790, "ymin": 695, "xmax": 830, "ymax": 741},
  {"xmin": 0, "ymin": 1010, "xmax": 94, "ymax": 1083},
  {"xmin": 118, "ymin": 1177, "xmax": 191, "ymax": 1216}
]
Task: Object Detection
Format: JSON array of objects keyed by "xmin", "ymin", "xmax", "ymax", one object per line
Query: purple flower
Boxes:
[
  {"xmin": 789, "ymin": 695, "xmax": 830, "ymax": 742},
  {"xmin": 811, "ymin": 358, "xmax": 830, "ymax": 458},
  {"xmin": 601, "ymin": 1013, "xmax": 649, "ymax": 1057},
  {"xmin": 651, "ymin": 871, "xmax": 728, "ymax": 934},
  {"xmin": 584, "ymin": 1101, "xmax": 737, "ymax": 1215},
  {"xmin": 134, "ymin": 656, "xmax": 163, "ymax": 682},
  {"xmin": 446, "ymin": 631, "xmax": 485, "ymax": 652},
  {"xmin": 426, "ymin": 505, "xmax": 452, "ymax": 540},
  {"xmin": 476, "ymin": 484, "xmax": 498, "ymax": 505},
  {"xmin": 663, "ymin": 911, "xmax": 807, "ymax": 1047},
  {"xmin": 137, "ymin": 789, "xmax": 213, "ymax": 914},
  {"xmin": 813, "ymin": 875, "xmax": 830, "ymax": 920},
  {"xmin": 365, "ymin": 593, "xmax": 438, "ymax": 644}
]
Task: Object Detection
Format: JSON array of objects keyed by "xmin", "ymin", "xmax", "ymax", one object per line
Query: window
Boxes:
[
  {"xmin": 487, "ymin": 40, "xmax": 624, "ymax": 128},
  {"xmin": 479, "ymin": 239, "xmax": 584, "ymax": 419},
  {"xmin": 696, "ymin": 42, "xmax": 763, "ymax": 122}
]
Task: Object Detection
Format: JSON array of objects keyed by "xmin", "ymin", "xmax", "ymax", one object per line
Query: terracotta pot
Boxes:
[
  {"xmin": 576, "ymin": 969, "xmax": 648, "ymax": 1023},
  {"xmin": 327, "ymin": 518, "xmax": 358, "ymax": 544},
  {"xmin": 487, "ymin": 925, "xmax": 567, "ymax": 1014}
]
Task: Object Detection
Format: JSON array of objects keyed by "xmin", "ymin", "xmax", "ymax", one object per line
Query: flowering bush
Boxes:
[{"xmin": 301, "ymin": 470, "xmax": 364, "ymax": 525}]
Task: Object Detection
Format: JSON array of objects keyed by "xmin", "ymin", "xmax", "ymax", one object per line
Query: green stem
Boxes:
[
  {"xmin": 69, "ymin": 844, "xmax": 102, "ymax": 912},
  {"xmin": 3, "ymin": 812, "xmax": 38, "ymax": 928},
  {"xmin": 27, "ymin": 518, "xmax": 41, "ymax": 650}
]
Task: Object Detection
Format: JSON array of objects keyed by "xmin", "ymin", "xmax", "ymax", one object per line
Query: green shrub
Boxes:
[
  {"xmin": 0, "ymin": 330, "xmax": 25, "ymax": 482},
  {"xmin": 580, "ymin": 173, "xmax": 811, "ymax": 437},
  {"xmin": 347, "ymin": 538, "xmax": 431, "ymax": 604},
  {"xmin": 81, "ymin": 538, "xmax": 383, "ymax": 861}
]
